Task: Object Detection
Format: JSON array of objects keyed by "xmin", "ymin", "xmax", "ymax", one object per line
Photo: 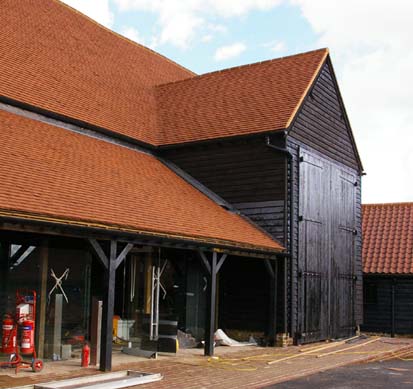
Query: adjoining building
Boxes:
[
  {"xmin": 362, "ymin": 203, "xmax": 413, "ymax": 336},
  {"xmin": 0, "ymin": 0, "xmax": 363, "ymax": 371}
]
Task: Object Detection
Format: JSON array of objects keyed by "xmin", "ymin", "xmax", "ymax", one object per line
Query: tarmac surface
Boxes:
[{"xmin": 270, "ymin": 358, "xmax": 413, "ymax": 388}]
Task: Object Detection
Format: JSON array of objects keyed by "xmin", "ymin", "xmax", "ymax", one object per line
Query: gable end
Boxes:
[{"xmin": 288, "ymin": 58, "xmax": 362, "ymax": 172}]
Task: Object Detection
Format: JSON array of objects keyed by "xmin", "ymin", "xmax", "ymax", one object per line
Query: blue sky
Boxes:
[
  {"xmin": 63, "ymin": 0, "xmax": 413, "ymax": 204},
  {"xmin": 111, "ymin": 3, "xmax": 317, "ymax": 73}
]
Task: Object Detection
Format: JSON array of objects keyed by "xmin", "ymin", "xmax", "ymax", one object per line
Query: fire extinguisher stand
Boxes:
[{"xmin": 0, "ymin": 290, "xmax": 44, "ymax": 373}]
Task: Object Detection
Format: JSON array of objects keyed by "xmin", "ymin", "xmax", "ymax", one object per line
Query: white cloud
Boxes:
[
  {"xmin": 262, "ymin": 40, "xmax": 286, "ymax": 53},
  {"xmin": 201, "ymin": 34, "xmax": 213, "ymax": 43},
  {"xmin": 113, "ymin": 0, "xmax": 281, "ymax": 48},
  {"xmin": 120, "ymin": 26, "xmax": 145, "ymax": 45},
  {"xmin": 214, "ymin": 42, "xmax": 246, "ymax": 61},
  {"xmin": 292, "ymin": 0, "xmax": 413, "ymax": 203},
  {"xmin": 61, "ymin": 0, "xmax": 114, "ymax": 27}
]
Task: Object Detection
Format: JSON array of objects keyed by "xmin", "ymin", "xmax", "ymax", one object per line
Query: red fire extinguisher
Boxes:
[
  {"xmin": 20, "ymin": 319, "xmax": 35, "ymax": 355},
  {"xmin": 1, "ymin": 314, "xmax": 17, "ymax": 354},
  {"xmin": 81, "ymin": 343, "xmax": 90, "ymax": 367}
]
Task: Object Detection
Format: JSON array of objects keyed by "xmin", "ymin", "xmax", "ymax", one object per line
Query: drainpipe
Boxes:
[
  {"xmin": 265, "ymin": 135, "xmax": 293, "ymax": 336},
  {"xmin": 391, "ymin": 278, "xmax": 396, "ymax": 338}
]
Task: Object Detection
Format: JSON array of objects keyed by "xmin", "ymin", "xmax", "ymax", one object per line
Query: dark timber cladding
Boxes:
[
  {"xmin": 161, "ymin": 55, "xmax": 363, "ymax": 345},
  {"xmin": 363, "ymin": 276, "xmax": 413, "ymax": 335},
  {"xmin": 289, "ymin": 61, "xmax": 360, "ymax": 170},
  {"xmin": 162, "ymin": 137, "xmax": 288, "ymax": 338},
  {"xmin": 161, "ymin": 138, "xmax": 286, "ymax": 243},
  {"xmin": 287, "ymin": 58, "xmax": 362, "ymax": 342}
]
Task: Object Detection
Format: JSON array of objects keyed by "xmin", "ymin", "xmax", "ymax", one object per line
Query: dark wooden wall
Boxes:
[
  {"xmin": 286, "ymin": 59, "xmax": 362, "ymax": 342},
  {"xmin": 363, "ymin": 276, "xmax": 413, "ymax": 334},
  {"xmin": 160, "ymin": 58, "xmax": 362, "ymax": 344},
  {"xmin": 161, "ymin": 138, "xmax": 287, "ymax": 334},
  {"xmin": 161, "ymin": 138, "xmax": 286, "ymax": 242},
  {"xmin": 289, "ymin": 62, "xmax": 359, "ymax": 170},
  {"xmin": 218, "ymin": 256, "xmax": 270, "ymax": 334}
]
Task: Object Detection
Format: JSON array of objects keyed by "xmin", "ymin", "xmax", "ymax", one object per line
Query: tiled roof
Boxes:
[
  {"xmin": 0, "ymin": 0, "xmax": 193, "ymax": 145},
  {"xmin": 156, "ymin": 49, "xmax": 329, "ymax": 145},
  {"xmin": 363, "ymin": 203, "xmax": 413, "ymax": 274},
  {"xmin": 0, "ymin": 0, "xmax": 328, "ymax": 146},
  {"xmin": 0, "ymin": 109, "xmax": 283, "ymax": 253}
]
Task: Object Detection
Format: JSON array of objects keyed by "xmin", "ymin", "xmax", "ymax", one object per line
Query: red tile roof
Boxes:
[
  {"xmin": 0, "ymin": 109, "xmax": 283, "ymax": 253},
  {"xmin": 363, "ymin": 203, "xmax": 413, "ymax": 274},
  {"xmin": 0, "ymin": 0, "xmax": 328, "ymax": 146},
  {"xmin": 156, "ymin": 49, "xmax": 329, "ymax": 145},
  {"xmin": 0, "ymin": 0, "xmax": 193, "ymax": 145}
]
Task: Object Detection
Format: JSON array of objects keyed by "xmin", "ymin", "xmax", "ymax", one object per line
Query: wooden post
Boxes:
[
  {"xmin": 90, "ymin": 298, "xmax": 102, "ymax": 366},
  {"xmin": 0, "ymin": 243, "xmax": 10, "ymax": 308},
  {"xmin": 144, "ymin": 251, "xmax": 153, "ymax": 315},
  {"xmin": 267, "ymin": 260, "xmax": 278, "ymax": 345},
  {"xmin": 100, "ymin": 240, "xmax": 117, "ymax": 372},
  {"xmin": 205, "ymin": 252, "xmax": 217, "ymax": 356},
  {"xmin": 283, "ymin": 256, "xmax": 288, "ymax": 334},
  {"xmin": 52, "ymin": 294, "xmax": 63, "ymax": 358},
  {"xmin": 37, "ymin": 242, "xmax": 48, "ymax": 359},
  {"xmin": 88, "ymin": 239, "xmax": 133, "ymax": 371},
  {"xmin": 391, "ymin": 279, "xmax": 396, "ymax": 338}
]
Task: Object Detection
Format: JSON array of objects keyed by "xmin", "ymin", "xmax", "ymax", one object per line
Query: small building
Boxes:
[
  {"xmin": 362, "ymin": 203, "xmax": 413, "ymax": 336},
  {"xmin": 0, "ymin": 0, "xmax": 363, "ymax": 371}
]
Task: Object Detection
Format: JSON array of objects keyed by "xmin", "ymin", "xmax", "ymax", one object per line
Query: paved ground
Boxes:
[
  {"xmin": 1, "ymin": 336, "xmax": 412, "ymax": 388},
  {"xmin": 269, "ymin": 358, "xmax": 413, "ymax": 388}
]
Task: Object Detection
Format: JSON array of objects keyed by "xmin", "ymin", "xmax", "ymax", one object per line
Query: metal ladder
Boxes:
[
  {"xmin": 149, "ymin": 265, "xmax": 160, "ymax": 341},
  {"xmin": 149, "ymin": 259, "xmax": 168, "ymax": 341}
]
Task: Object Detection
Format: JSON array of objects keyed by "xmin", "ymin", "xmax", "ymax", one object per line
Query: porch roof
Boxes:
[{"xmin": 0, "ymin": 110, "xmax": 283, "ymax": 254}]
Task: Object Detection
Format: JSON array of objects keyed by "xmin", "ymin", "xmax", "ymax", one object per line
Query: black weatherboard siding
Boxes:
[
  {"xmin": 363, "ymin": 276, "xmax": 413, "ymax": 335},
  {"xmin": 160, "ymin": 56, "xmax": 362, "ymax": 344},
  {"xmin": 161, "ymin": 138, "xmax": 287, "ymax": 243}
]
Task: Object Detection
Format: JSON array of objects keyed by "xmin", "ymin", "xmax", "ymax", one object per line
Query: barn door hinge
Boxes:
[
  {"xmin": 353, "ymin": 229, "xmax": 358, "ymax": 236},
  {"xmin": 298, "ymin": 215, "xmax": 304, "ymax": 222},
  {"xmin": 353, "ymin": 181, "xmax": 358, "ymax": 187},
  {"xmin": 299, "ymin": 156, "xmax": 305, "ymax": 163}
]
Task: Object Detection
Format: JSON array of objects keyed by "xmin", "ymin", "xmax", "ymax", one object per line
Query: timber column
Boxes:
[
  {"xmin": 100, "ymin": 241, "xmax": 117, "ymax": 371},
  {"xmin": 0, "ymin": 243, "xmax": 10, "ymax": 311},
  {"xmin": 37, "ymin": 241, "xmax": 49, "ymax": 359},
  {"xmin": 200, "ymin": 251, "xmax": 227, "ymax": 356}
]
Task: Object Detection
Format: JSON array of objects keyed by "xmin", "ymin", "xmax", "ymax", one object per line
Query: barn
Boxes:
[
  {"xmin": 362, "ymin": 203, "xmax": 413, "ymax": 336},
  {"xmin": 0, "ymin": 0, "xmax": 363, "ymax": 371}
]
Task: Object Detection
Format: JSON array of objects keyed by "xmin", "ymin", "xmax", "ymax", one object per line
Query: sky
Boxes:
[{"xmin": 62, "ymin": 0, "xmax": 413, "ymax": 204}]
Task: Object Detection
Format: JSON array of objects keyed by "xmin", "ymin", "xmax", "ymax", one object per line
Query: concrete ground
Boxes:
[
  {"xmin": 0, "ymin": 336, "xmax": 412, "ymax": 388},
  {"xmin": 270, "ymin": 358, "xmax": 413, "ymax": 388}
]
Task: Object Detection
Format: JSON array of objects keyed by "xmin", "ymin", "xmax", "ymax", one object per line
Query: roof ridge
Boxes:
[
  {"xmin": 155, "ymin": 48, "xmax": 329, "ymax": 89},
  {"xmin": 363, "ymin": 202, "xmax": 413, "ymax": 206},
  {"xmin": 54, "ymin": 0, "xmax": 195, "ymax": 77}
]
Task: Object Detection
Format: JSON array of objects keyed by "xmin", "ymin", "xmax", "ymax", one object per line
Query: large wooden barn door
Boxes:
[
  {"xmin": 299, "ymin": 151, "xmax": 329, "ymax": 342},
  {"xmin": 330, "ymin": 168, "xmax": 357, "ymax": 338},
  {"xmin": 299, "ymin": 149, "xmax": 357, "ymax": 342}
]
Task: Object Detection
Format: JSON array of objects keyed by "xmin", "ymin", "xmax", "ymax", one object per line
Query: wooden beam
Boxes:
[
  {"xmin": 89, "ymin": 238, "xmax": 108, "ymax": 269},
  {"xmin": 199, "ymin": 251, "xmax": 211, "ymax": 274},
  {"xmin": 0, "ymin": 243, "xmax": 10, "ymax": 309},
  {"xmin": 144, "ymin": 251, "xmax": 153, "ymax": 315},
  {"xmin": 316, "ymin": 337, "xmax": 380, "ymax": 358},
  {"xmin": 10, "ymin": 244, "xmax": 30, "ymax": 262},
  {"xmin": 216, "ymin": 253, "xmax": 227, "ymax": 274},
  {"xmin": 100, "ymin": 240, "xmax": 117, "ymax": 371},
  {"xmin": 37, "ymin": 242, "xmax": 48, "ymax": 359},
  {"xmin": 205, "ymin": 252, "xmax": 217, "ymax": 356},
  {"xmin": 115, "ymin": 243, "xmax": 134, "ymax": 269},
  {"xmin": 264, "ymin": 259, "xmax": 275, "ymax": 279}
]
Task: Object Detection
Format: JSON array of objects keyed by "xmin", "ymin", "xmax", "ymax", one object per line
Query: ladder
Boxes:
[{"xmin": 149, "ymin": 266, "xmax": 160, "ymax": 341}]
